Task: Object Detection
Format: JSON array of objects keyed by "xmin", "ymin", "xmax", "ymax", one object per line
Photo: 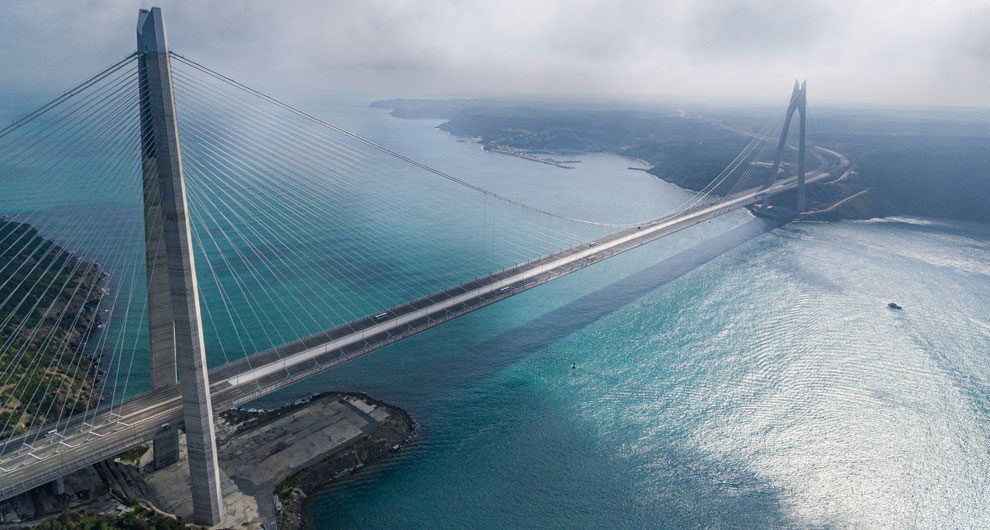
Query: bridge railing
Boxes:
[{"xmin": 0, "ymin": 415, "xmax": 178, "ymax": 501}]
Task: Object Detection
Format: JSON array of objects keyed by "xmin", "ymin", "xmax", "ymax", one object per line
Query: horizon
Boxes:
[
  {"xmin": 0, "ymin": 1, "xmax": 988, "ymax": 112},
  {"xmin": 0, "ymin": 2, "xmax": 988, "ymax": 527},
  {"xmin": 5, "ymin": 86, "xmax": 990, "ymax": 130}
]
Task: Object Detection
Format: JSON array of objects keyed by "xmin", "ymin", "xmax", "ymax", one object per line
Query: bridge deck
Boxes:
[{"xmin": 0, "ymin": 154, "xmax": 846, "ymax": 501}]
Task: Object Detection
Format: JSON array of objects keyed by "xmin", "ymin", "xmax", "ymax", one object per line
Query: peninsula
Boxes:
[
  {"xmin": 371, "ymin": 99, "xmax": 990, "ymax": 224},
  {"xmin": 1, "ymin": 392, "xmax": 415, "ymax": 528}
]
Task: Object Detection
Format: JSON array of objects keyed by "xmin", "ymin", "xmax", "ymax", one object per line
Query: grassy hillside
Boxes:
[{"xmin": 0, "ymin": 220, "xmax": 104, "ymax": 439}]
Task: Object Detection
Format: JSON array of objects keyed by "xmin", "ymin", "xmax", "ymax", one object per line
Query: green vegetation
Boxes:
[
  {"xmin": 32, "ymin": 505, "xmax": 195, "ymax": 529},
  {"xmin": 374, "ymin": 99, "xmax": 990, "ymax": 223},
  {"xmin": 0, "ymin": 220, "xmax": 104, "ymax": 438},
  {"xmin": 809, "ymin": 110, "xmax": 990, "ymax": 222},
  {"xmin": 440, "ymin": 107, "xmax": 738, "ymax": 152},
  {"xmin": 376, "ymin": 99, "xmax": 751, "ymax": 192},
  {"xmin": 430, "ymin": 102, "xmax": 751, "ymax": 193},
  {"xmin": 623, "ymin": 139, "xmax": 749, "ymax": 191},
  {"xmin": 114, "ymin": 444, "xmax": 149, "ymax": 466},
  {"xmin": 851, "ymin": 140, "xmax": 990, "ymax": 223}
]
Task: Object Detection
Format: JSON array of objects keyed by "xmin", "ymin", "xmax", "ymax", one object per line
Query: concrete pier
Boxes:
[
  {"xmin": 137, "ymin": 7, "xmax": 223, "ymax": 525},
  {"xmin": 144, "ymin": 393, "xmax": 413, "ymax": 528},
  {"xmin": 51, "ymin": 478, "xmax": 65, "ymax": 496}
]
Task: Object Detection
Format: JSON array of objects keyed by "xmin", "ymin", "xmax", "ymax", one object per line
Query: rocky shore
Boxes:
[
  {"xmin": 271, "ymin": 394, "xmax": 415, "ymax": 530},
  {"xmin": 0, "ymin": 460, "xmax": 152, "ymax": 526},
  {"xmin": 0, "ymin": 392, "xmax": 415, "ymax": 529}
]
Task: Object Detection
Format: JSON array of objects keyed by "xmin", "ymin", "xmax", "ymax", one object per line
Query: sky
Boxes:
[{"xmin": 0, "ymin": 0, "xmax": 988, "ymax": 110}]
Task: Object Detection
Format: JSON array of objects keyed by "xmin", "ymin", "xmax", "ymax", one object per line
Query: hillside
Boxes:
[
  {"xmin": 0, "ymin": 220, "xmax": 105, "ymax": 439},
  {"xmin": 372, "ymin": 99, "xmax": 990, "ymax": 223}
]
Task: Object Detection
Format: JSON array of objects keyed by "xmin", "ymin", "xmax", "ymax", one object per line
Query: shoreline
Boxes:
[
  {"xmin": 0, "ymin": 218, "xmax": 107, "ymax": 440},
  {"xmin": 211, "ymin": 390, "xmax": 416, "ymax": 528},
  {"xmin": 269, "ymin": 393, "xmax": 416, "ymax": 530},
  {"xmin": 482, "ymin": 145, "xmax": 579, "ymax": 169},
  {"xmin": 0, "ymin": 391, "xmax": 416, "ymax": 529},
  {"xmin": 623, "ymin": 156, "xmax": 654, "ymax": 171},
  {"xmin": 370, "ymin": 101, "xmax": 885, "ymax": 223}
]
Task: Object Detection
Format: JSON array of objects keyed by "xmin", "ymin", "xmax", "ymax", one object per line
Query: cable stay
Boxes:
[{"xmin": 0, "ymin": 44, "xmax": 825, "ymax": 470}]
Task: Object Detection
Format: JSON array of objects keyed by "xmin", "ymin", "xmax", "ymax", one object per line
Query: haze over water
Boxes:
[{"xmin": 251, "ymin": 103, "xmax": 990, "ymax": 528}]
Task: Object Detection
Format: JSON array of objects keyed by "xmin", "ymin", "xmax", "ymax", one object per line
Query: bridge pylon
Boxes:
[
  {"xmin": 772, "ymin": 80, "xmax": 807, "ymax": 212},
  {"xmin": 137, "ymin": 7, "xmax": 223, "ymax": 525}
]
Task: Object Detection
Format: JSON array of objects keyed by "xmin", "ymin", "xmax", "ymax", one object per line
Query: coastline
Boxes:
[
  {"xmin": 0, "ymin": 392, "xmax": 415, "ymax": 529},
  {"xmin": 0, "ymin": 219, "xmax": 106, "ymax": 439},
  {"xmin": 174, "ymin": 391, "xmax": 416, "ymax": 528},
  {"xmin": 270, "ymin": 393, "xmax": 416, "ymax": 530},
  {"xmin": 369, "ymin": 100, "xmax": 901, "ymax": 223},
  {"xmin": 482, "ymin": 145, "xmax": 579, "ymax": 169},
  {"xmin": 623, "ymin": 156, "xmax": 654, "ymax": 171}
]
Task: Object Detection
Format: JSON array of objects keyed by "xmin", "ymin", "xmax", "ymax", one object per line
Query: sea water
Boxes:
[
  {"xmin": 5, "ymin": 98, "xmax": 987, "ymax": 527},
  {"xmin": 250, "ymin": 103, "xmax": 990, "ymax": 527}
]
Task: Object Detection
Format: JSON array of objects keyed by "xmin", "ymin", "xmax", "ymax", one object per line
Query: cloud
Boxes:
[{"xmin": 0, "ymin": 0, "xmax": 987, "ymax": 109}]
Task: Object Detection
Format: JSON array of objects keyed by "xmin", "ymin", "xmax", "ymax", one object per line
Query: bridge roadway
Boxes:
[{"xmin": 0, "ymin": 148, "xmax": 847, "ymax": 500}]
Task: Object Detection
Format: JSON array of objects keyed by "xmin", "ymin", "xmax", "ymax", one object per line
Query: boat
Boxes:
[{"xmin": 887, "ymin": 302, "xmax": 902, "ymax": 310}]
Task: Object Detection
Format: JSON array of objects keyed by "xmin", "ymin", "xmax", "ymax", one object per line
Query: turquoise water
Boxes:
[
  {"xmin": 245, "ymin": 106, "xmax": 990, "ymax": 527},
  {"xmin": 4, "ymin": 97, "xmax": 988, "ymax": 526}
]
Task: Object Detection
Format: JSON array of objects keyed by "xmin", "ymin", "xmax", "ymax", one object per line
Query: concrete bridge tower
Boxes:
[
  {"xmin": 772, "ymin": 80, "xmax": 808, "ymax": 212},
  {"xmin": 137, "ymin": 7, "xmax": 223, "ymax": 525}
]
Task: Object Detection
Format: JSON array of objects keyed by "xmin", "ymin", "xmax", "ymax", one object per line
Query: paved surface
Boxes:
[
  {"xmin": 142, "ymin": 432, "xmax": 261, "ymax": 529},
  {"xmin": 143, "ymin": 394, "xmax": 389, "ymax": 528},
  {"xmin": 0, "ymin": 148, "xmax": 847, "ymax": 501},
  {"xmin": 220, "ymin": 395, "xmax": 387, "ymax": 526}
]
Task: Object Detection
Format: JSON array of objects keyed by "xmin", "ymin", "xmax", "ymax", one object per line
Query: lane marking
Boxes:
[{"xmin": 223, "ymin": 172, "xmax": 834, "ymax": 388}]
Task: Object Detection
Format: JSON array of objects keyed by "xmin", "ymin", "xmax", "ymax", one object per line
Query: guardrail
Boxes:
[
  {"xmin": 0, "ymin": 413, "xmax": 182, "ymax": 500},
  {"xmin": 0, "ymin": 156, "xmax": 847, "ymax": 503}
]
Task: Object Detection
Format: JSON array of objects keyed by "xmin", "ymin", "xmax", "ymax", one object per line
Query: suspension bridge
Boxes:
[{"xmin": 0, "ymin": 8, "xmax": 846, "ymax": 525}]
